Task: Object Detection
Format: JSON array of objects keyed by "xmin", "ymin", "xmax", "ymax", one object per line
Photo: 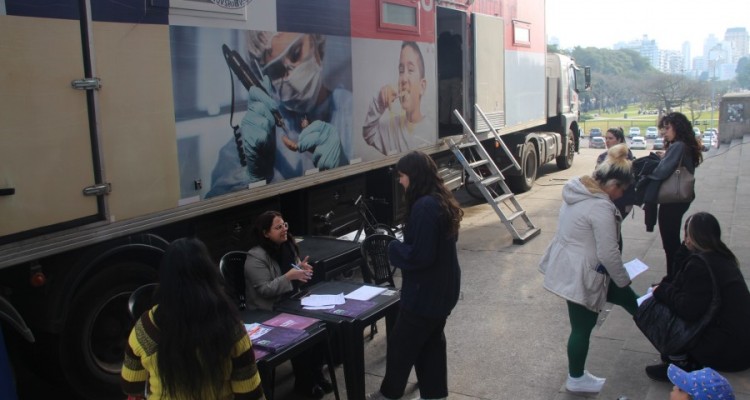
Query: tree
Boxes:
[
  {"xmin": 639, "ymin": 73, "xmax": 703, "ymax": 113},
  {"xmin": 737, "ymin": 57, "xmax": 750, "ymax": 89}
]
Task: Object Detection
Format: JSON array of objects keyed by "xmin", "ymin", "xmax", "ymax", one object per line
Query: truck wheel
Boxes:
[
  {"xmin": 556, "ymin": 131, "xmax": 575, "ymax": 170},
  {"xmin": 464, "ymin": 167, "xmax": 503, "ymax": 200},
  {"xmin": 507, "ymin": 142, "xmax": 537, "ymax": 193},
  {"xmin": 60, "ymin": 262, "xmax": 157, "ymax": 400}
]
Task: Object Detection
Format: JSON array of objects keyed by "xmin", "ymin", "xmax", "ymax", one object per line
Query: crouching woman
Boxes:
[{"xmin": 539, "ymin": 144, "xmax": 639, "ymax": 393}]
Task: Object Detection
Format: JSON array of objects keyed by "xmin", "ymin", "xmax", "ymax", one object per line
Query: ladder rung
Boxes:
[
  {"xmin": 468, "ymin": 159, "xmax": 489, "ymax": 168},
  {"xmin": 456, "ymin": 141, "xmax": 478, "ymax": 149},
  {"xmin": 493, "ymin": 193, "xmax": 514, "ymax": 204},
  {"xmin": 481, "ymin": 176, "xmax": 502, "ymax": 186},
  {"xmin": 506, "ymin": 210, "xmax": 526, "ymax": 221},
  {"xmin": 513, "ymin": 228, "xmax": 541, "ymax": 245}
]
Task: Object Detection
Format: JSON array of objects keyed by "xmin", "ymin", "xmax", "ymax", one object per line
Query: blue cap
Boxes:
[{"xmin": 667, "ymin": 364, "xmax": 735, "ymax": 400}]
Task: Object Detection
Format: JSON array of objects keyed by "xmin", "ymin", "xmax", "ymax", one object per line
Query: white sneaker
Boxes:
[{"xmin": 565, "ymin": 370, "xmax": 606, "ymax": 393}]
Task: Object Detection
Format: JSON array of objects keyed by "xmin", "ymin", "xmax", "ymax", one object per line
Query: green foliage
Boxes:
[{"xmin": 570, "ymin": 47, "xmax": 655, "ymax": 77}]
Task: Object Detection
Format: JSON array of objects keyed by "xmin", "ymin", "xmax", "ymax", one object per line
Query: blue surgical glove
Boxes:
[
  {"xmin": 297, "ymin": 120, "xmax": 349, "ymax": 170},
  {"xmin": 241, "ymin": 86, "xmax": 279, "ymax": 182}
]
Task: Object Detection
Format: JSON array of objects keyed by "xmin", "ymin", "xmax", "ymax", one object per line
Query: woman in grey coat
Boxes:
[
  {"xmin": 539, "ymin": 144, "xmax": 639, "ymax": 394},
  {"xmin": 244, "ymin": 211, "xmax": 331, "ymax": 399}
]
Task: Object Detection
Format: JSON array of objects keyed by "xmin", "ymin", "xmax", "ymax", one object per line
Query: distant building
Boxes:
[
  {"xmin": 681, "ymin": 42, "xmax": 691, "ymax": 75},
  {"xmin": 661, "ymin": 50, "xmax": 684, "ymax": 74},
  {"xmin": 615, "ymin": 35, "xmax": 660, "ymax": 70},
  {"xmin": 724, "ymin": 27, "xmax": 749, "ymax": 63}
]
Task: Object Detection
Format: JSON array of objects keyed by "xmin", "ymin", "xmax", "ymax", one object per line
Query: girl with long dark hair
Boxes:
[
  {"xmin": 367, "ymin": 151, "xmax": 463, "ymax": 400},
  {"xmin": 121, "ymin": 238, "xmax": 265, "ymax": 400},
  {"xmin": 644, "ymin": 212, "xmax": 750, "ymax": 381},
  {"xmin": 652, "ymin": 112, "xmax": 703, "ymax": 276}
]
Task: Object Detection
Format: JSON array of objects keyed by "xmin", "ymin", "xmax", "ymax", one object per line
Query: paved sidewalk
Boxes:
[{"xmin": 273, "ymin": 136, "xmax": 750, "ymax": 400}]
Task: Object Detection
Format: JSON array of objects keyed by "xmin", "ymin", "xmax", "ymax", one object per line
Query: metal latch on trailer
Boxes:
[
  {"xmin": 71, "ymin": 78, "xmax": 101, "ymax": 90},
  {"xmin": 83, "ymin": 183, "xmax": 111, "ymax": 196}
]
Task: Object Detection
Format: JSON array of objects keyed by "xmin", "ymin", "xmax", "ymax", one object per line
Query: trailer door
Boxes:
[
  {"xmin": 0, "ymin": 3, "xmax": 100, "ymax": 241},
  {"xmin": 472, "ymin": 13, "xmax": 505, "ymax": 133}
]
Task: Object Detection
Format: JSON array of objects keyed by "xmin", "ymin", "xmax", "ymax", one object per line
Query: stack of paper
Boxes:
[
  {"xmin": 301, "ymin": 293, "xmax": 345, "ymax": 310},
  {"xmin": 263, "ymin": 313, "xmax": 319, "ymax": 330},
  {"xmin": 244, "ymin": 323, "xmax": 308, "ymax": 353},
  {"xmin": 344, "ymin": 285, "xmax": 387, "ymax": 301}
]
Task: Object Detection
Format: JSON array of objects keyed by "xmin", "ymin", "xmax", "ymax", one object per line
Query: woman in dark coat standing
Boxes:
[
  {"xmin": 650, "ymin": 112, "xmax": 703, "ymax": 276},
  {"xmin": 645, "ymin": 212, "xmax": 750, "ymax": 381},
  {"xmin": 367, "ymin": 151, "xmax": 463, "ymax": 400}
]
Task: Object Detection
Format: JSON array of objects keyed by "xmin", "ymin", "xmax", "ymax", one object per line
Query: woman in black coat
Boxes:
[
  {"xmin": 649, "ymin": 112, "xmax": 703, "ymax": 276},
  {"xmin": 645, "ymin": 212, "xmax": 750, "ymax": 381}
]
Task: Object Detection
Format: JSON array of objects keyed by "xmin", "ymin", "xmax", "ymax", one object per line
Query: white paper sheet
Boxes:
[
  {"xmin": 624, "ymin": 258, "xmax": 649, "ymax": 280},
  {"xmin": 344, "ymin": 286, "xmax": 387, "ymax": 301},
  {"xmin": 637, "ymin": 286, "xmax": 655, "ymax": 306},
  {"xmin": 300, "ymin": 293, "xmax": 345, "ymax": 307}
]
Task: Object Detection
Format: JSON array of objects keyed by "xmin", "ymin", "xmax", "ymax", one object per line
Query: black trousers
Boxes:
[
  {"xmin": 380, "ymin": 308, "xmax": 448, "ymax": 399},
  {"xmin": 657, "ymin": 202, "xmax": 691, "ymax": 277}
]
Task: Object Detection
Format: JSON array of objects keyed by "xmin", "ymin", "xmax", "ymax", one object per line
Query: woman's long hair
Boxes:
[
  {"xmin": 685, "ymin": 212, "xmax": 738, "ymax": 266},
  {"xmin": 658, "ymin": 112, "xmax": 703, "ymax": 167},
  {"xmin": 395, "ymin": 151, "xmax": 463, "ymax": 238},
  {"xmin": 251, "ymin": 210, "xmax": 298, "ymax": 256},
  {"xmin": 154, "ymin": 238, "xmax": 242, "ymax": 400}
]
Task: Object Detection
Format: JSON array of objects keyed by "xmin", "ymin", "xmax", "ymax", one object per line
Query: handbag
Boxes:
[
  {"xmin": 657, "ymin": 152, "xmax": 695, "ymax": 204},
  {"xmin": 633, "ymin": 254, "xmax": 720, "ymax": 355}
]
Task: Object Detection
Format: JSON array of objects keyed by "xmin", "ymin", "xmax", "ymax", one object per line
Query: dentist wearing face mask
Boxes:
[{"xmin": 206, "ymin": 31, "xmax": 351, "ymax": 198}]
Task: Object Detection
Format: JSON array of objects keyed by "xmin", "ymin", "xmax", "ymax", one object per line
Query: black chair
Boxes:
[
  {"xmin": 360, "ymin": 234, "xmax": 398, "ymax": 339},
  {"xmin": 128, "ymin": 283, "xmax": 158, "ymax": 320},
  {"xmin": 360, "ymin": 234, "xmax": 398, "ymax": 288},
  {"xmin": 219, "ymin": 251, "xmax": 248, "ymax": 311}
]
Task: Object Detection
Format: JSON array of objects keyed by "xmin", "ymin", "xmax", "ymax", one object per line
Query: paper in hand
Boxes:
[{"xmin": 624, "ymin": 258, "xmax": 649, "ymax": 280}]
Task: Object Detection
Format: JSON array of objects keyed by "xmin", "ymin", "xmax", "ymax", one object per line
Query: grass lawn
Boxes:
[{"xmin": 580, "ymin": 105, "xmax": 718, "ymax": 136}]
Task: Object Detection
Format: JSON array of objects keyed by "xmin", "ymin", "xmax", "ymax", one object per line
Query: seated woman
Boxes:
[
  {"xmin": 121, "ymin": 238, "xmax": 265, "ymax": 400},
  {"xmin": 644, "ymin": 212, "xmax": 750, "ymax": 381},
  {"xmin": 244, "ymin": 210, "xmax": 331, "ymax": 399}
]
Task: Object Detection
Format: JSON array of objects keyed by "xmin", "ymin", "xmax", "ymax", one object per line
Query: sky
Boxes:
[{"xmin": 546, "ymin": 0, "xmax": 750, "ymax": 55}]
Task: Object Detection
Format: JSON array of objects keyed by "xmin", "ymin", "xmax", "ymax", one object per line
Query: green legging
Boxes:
[{"xmin": 566, "ymin": 281, "xmax": 638, "ymax": 377}]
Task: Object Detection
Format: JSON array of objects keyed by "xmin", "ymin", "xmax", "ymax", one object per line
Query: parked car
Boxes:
[
  {"xmin": 653, "ymin": 137, "xmax": 665, "ymax": 150},
  {"xmin": 702, "ymin": 134, "xmax": 717, "ymax": 151},
  {"xmin": 589, "ymin": 127, "xmax": 602, "ymax": 138},
  {"xmin": 589, "ymin": 136, "xmax": 606, "ymax": 149},
  {"xmin": 645, "ymin": 126, "xmax": 658, "ymax": 139},
  {"xmin": 693, "ymin": 127, "xmax": 701, "ymax": 136},
  {"xmin": 704, "ymin": 129, "xmax": 720, "ymax": 148},
  {"xmin": 628, "ymin": 127, "xmax": 641, "ymax": 138},
  {"xmin": 630, "ymin": 136, "xmax": 647, "ymax": 150}
]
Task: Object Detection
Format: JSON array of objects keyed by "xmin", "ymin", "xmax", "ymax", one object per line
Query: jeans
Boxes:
[
  {"xmin": 380, "ymin": 308, "xmax": 449, "ymax": 399},
  {"xmin": 658, "ymin": 202, "xmax": 691, "ymax": 277}
]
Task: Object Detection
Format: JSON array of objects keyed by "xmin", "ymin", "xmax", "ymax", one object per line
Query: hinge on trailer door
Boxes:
[
  {"xmin": 82, "ymin": 183, "xmax": 111, "ymax": 196},
  {"xmin": 71, "ymin": 77, "xmax": 101, "ymax": 90}
]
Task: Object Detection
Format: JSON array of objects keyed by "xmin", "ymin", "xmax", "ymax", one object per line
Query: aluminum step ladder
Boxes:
[{"xmin": 447, "ymin": 105, "xmax": 541, "ymax": 244}]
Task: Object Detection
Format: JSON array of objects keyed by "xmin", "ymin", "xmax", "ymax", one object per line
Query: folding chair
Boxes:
[
  {"xmin": 128, "ymin": 283, "xmax": 158, "ymax": 320},
  {"xmin": 360, "ymin": 234, "xmax": 398, "ymax": 288},
  {"xmin": 219, "ymin": 251, "xmax": 248, "ymax": 311},
  {"xmin": 360, "ymin": 234, "xmax": 398, "ymax": 339}
]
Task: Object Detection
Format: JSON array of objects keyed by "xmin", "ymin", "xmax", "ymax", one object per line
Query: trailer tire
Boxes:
[
  {"xmin": 507, "ymin": 142, "xmax": 537, "ymax": 193},
  {"xmin": 60, "ymin": 262, "xmax": 157, "ymax": 400},
  {"xmin": 556, "ymin": 130, "xmax": 575, "ymax": 170}
]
